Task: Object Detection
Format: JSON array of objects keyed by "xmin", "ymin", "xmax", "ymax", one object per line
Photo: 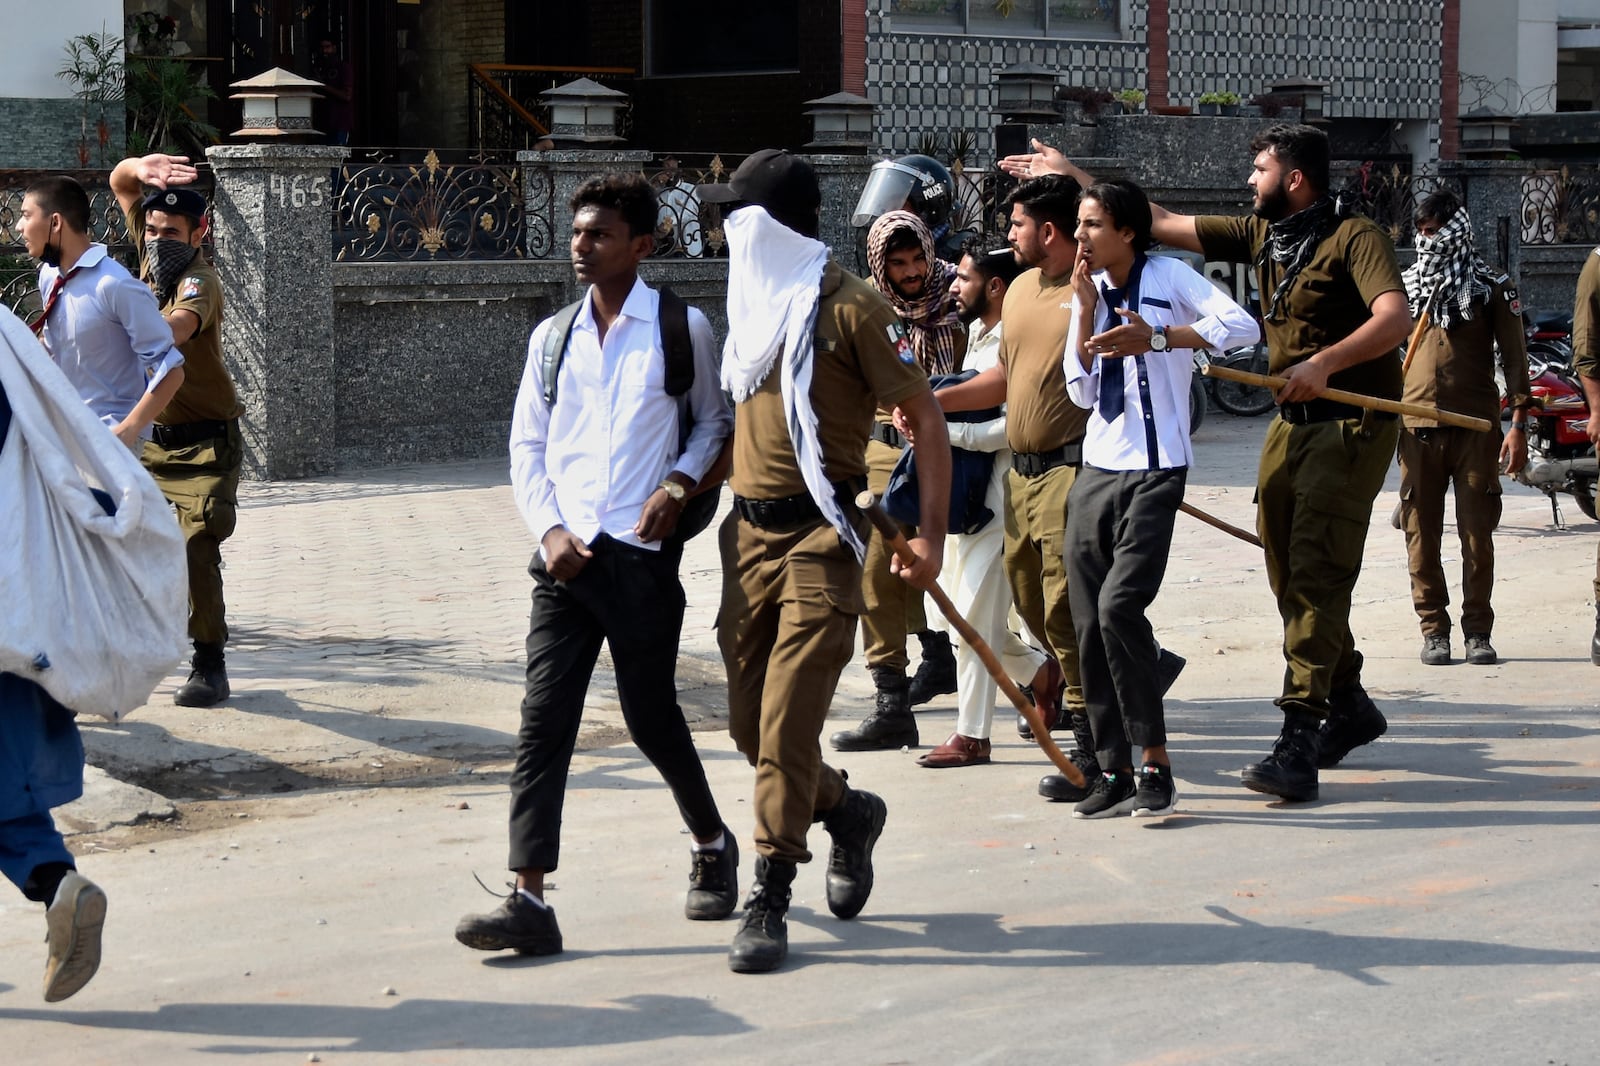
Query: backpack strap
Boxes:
[
  {"xmin": 657, "ymin": 287, "xmax": 695, "ymax": 399},
  {"xmin": 539, "ymin": 299, "xmax": 585, "ymax": 406}
]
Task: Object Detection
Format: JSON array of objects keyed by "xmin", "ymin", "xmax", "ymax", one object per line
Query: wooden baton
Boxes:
[
  {"xmin": 854, "ymin": 492, "xmax": 1088, "ymax": 789},
  {"xmin": 1201, "ymin": 362, "xmax": 1492, "ymax": 432},
  {"xmin": 1178, "ymin": 501, "xmax": 1263, "ymax": 548}
]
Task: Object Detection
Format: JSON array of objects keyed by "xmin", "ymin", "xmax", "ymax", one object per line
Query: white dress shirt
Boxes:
[
  {"xmin": 510, "ymin": 277, "xmax": 732, "ymax": 552},
  {"xmin": 37, "ymin": 244, "xmax": 185, "ymax": 435},
  {"xmin": 1063, "ymin": 254, "xmax": 1259, "ymax": 471}
]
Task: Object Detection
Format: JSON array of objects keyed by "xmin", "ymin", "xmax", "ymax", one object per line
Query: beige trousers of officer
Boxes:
[
  {"xmin": 1258, "ymin": 414, "xmax": 1400, "ymax": 715},
  {"xmin": 719, "ymin": 512, "xmax": 859, "ymax": 864},
  {"xmin": 1398, "ymin": 425, "xmax": 1504, "ymax": 636},
  {"xmin": 1003, "ymin": 464, "xmax": 1086, "ymax": 714},
  {"xmin": 141, "ymin": 421, "xmax": 243, "ymax": 647},
  {"xmin": 860, "ymin": 438, "xmax": 927, "ymax": 675}
]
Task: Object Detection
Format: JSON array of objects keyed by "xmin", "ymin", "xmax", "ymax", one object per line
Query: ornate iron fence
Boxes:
[
  {"xmin": 1520, "ymin": 166, "xmax": 1600, "ymax": 247},
  {"xmin": 644, "ymin": 154, "xmax": 743, "ymax": 259},
  {"xmin": 1335, "ymin": 161, "xmax": 1461, "ymax": 249},
  {"xmin": 332, "ymin": 148, "xmax": 528, "ymax": 262}
]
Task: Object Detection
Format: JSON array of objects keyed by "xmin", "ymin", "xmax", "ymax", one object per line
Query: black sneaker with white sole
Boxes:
[
  {"xmin": 1072, "ymin": 769, "xmax": 1138, "ymax": 819},
  {"xmin": 1131, "ymin": 763, "xmax": 1178, "ymax": 819}
]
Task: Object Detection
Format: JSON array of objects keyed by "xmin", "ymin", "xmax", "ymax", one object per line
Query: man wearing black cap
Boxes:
[
  {"xmin": 111, "ymin": 153, "xmax": 244, "ymax": 708},
  {"xmin": 698, "ymin": 149, "xmax": 951, "ymax": 973}
]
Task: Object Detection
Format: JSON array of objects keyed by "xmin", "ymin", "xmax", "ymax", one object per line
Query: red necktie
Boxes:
[{"xmin": 28, "ymin": 267, "xmax": 78, "ymax": 337}]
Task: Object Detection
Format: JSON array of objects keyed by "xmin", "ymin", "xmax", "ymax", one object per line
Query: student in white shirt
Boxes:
[
  {"xmin": 456, "ymin": 174, "xmax": 736, "ymax": 957},
  {"xmin": 1061, "ymin": 179, "xmax": 1259, "ymax": 819},
  {"xmin": 20, "ymin": 176, "xmax": 184, "ymax": 450}
]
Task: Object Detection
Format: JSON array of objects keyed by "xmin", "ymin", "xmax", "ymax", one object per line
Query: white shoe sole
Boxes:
[
  {"xmin": 44, "ymin": 872, "xmax": 106, "ymax": 1002},
  {"xmin": 1132, "ymin": 788, "xmax": 1180, "ymax": 820},
  {"xmin": 1072, "ymin": 795, "xmax": 1137, "ymax": 819}
]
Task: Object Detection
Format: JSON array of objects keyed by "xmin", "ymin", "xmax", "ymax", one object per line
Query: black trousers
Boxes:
[
  {"xmin": 1065, "ymin": 465, "xmax": 1186, "ymax": 771},
  {"xmin": 507, "ymin": 535, "xmax": 722, "ymax": 873}
]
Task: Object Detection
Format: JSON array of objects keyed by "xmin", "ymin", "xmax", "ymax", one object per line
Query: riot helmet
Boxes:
[{"xmin": 851, "ymin": 154, "xmax": 954, "ymax": 231}]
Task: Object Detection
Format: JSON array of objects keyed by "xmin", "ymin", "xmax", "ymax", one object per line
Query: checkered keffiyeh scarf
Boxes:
[
  {"xmin": 1403, "ymin": 209, "xmax": 1493, "ymax": 331},
  {"xmin": 865, "ymin": 210, "xmax": 963, "ymax": 375}
]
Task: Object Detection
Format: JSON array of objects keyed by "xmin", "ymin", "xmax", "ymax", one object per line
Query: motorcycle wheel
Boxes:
[
  {"xmin": 1575, "ymin": 480, "xmax": 1598, "ymax": 522},
  {"xmin": 1189, "ymin": 374, "xmax": 1206, "ymax": 436},
  {"xmin": 1212, "ymin": 343, "xmax": 1277, "ymax": 417}
]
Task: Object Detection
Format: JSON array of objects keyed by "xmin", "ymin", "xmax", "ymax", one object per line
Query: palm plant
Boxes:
[{"xmin": 57, "ymin": 30, "xmax": 125, "ymax": 167}]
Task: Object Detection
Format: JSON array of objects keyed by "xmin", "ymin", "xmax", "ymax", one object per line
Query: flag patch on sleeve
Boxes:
[
  {"xmin": 180, "ymin": 277, "xmax": 202, "ymax": 300},
  {"xmin": 887, "ymin": 322, "xmax": 914, "ymax": 364}
]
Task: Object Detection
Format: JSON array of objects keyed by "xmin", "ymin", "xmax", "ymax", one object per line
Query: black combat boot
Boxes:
[
  {"xmin": 820, "ymin": 785, "xmax": 888, "ymax": 919},
  {"xmin": 1241, "ymin": 712, "xmax": 1322, "ymax": 802},
  {"xmin": 1066, "ymin": 711, "xmax": 1100, "ymax": 778},
  {"xmin": 907, "ymin": 629, "xmax": 958, "ymax": 706},
  {"xmin": 728, "ymin": 856, "xmax": 796, "ymax": 974},
  {"xmin": 174, "ymin": 642, "xmax": 230, "ymax": 708},
  {"xmin": 829, "ymin": 668, "xmax": 918, "ymax": 751},
  {"xmin": 1317, "ymin": 682, "xmax": 1388, "ymax": 769}
]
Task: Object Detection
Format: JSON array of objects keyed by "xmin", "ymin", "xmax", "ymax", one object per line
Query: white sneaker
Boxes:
[{"xmin": 43, "ymin": 871, "xmax": 107, "ymax": 1002}]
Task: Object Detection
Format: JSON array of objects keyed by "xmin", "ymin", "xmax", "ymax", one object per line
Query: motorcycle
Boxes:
[
  {"xmin": 1207, "ymin": 341, "xmax": 1276, "ymax": 416},
  {"xmin": 1512, "ymin": 348, "xmax": 1597, "ymax": 527}
]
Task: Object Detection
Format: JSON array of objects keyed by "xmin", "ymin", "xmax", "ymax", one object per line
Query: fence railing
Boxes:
[
  {"xmin": 332, "ymin": 148, "xmax": 528, "ymax": 262},
  {"xmin": 1520, "ymin": 166, "xmax": 1600, "ymax": 247},
  {"xmin": 1333, "ymin": 161, "xmax": 1461, "ymax": 249}
]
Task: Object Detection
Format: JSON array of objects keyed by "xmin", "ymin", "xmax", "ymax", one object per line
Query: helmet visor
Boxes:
[{"xmin": 851, "ymin": 162, "xmax": 921, "ymax": 228}]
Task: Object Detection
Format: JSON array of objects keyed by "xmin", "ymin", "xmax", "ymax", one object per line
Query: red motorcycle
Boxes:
[{"xmin": 1511, "ymin": 346, "xmax": 1596, "ymax": 527}]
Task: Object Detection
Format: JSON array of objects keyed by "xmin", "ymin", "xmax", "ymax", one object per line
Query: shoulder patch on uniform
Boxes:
[
  {"xmin": 887, "ymin": 321, "xmax": 915, "ymax": 364},
  {"xmin": 180, "ymin": 277, "xmax": 202, "ymax": 300},
  {"xmin": 1503, "ymin": 282, "xmax": 1522, "ymax": 315}
]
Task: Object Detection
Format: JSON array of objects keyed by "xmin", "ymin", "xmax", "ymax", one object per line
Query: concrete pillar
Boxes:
[
  {"xmin": 206, "ymin": 143, "xmax": 347, "ymax": 480},
  {"xmin": 802, "ymin": 153, "xmax": 877, "ymax": 265},
  {"xmin": 1440, "ymin": 159, "xmax": 1527, "ymax": 278}
]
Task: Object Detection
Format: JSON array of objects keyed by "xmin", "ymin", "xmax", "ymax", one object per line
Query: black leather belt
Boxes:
[
  {"xmin": 1278, "ymin": 399, "xmax": 1398, "ymax": 425},
  {"xmin": 1011, "ymin": 443, "xmax": 1082, "ymax": 477},
  {"xmin": 870, "ymin": 421, "xmax": 906, "ymax": 449},
  {"xmin": 733, "ymin": 476, "xmax": 868, "ymax": 532},
  {"xmin": 150, "ymin": 418, "xmax": 233, "ymax": 448}
]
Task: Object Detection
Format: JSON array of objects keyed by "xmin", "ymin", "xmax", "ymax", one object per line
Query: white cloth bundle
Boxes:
[{"xmin": 0, "ymin": 307, "xmax": 186, "ymax": 720}]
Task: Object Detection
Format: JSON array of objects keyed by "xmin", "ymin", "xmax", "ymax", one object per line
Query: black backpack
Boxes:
[{"xmin": 539, "ymin": 287, "xmax": 719, "ymax": 544}]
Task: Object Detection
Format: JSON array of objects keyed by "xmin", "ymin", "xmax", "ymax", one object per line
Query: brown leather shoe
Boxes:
[{"xmin": 917, "ymin": 733, "xmax": 992, "ymax": 768}]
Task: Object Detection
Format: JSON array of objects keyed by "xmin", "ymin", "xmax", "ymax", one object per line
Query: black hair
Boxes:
[
  {"xmin": 1083, "ymin": 179, "xmax": 1153, "ymax": 253},
  {"xmin": 965, "ymin": 240, "xmax": 1026, "ymax": 286},
  {"xmin": 1004, "ymin": 173, "xmax": 1081, "ymax": 233},
  {"xmin": 1249, "ymin": 123, "xmax": 1330, "ymax": 193},
  {"xmin": 570, "ymin": 173, "xmax": 658, "ymax": 240},
  {"xmin": 1415, "ymin": 190, "xmax": 1462, "ymax": 227},
  {"xmin": 25, "ymin": 175, "xmax": 92, "ymax": 234},
  {"xmin": 882, "ymin": 225, "xmax": 923, "ymax": 257}
]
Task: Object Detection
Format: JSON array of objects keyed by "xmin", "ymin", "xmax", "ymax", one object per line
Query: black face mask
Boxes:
[{"xmin": 146, "ymin": 238, "xmax": 200, "ymax": 302}]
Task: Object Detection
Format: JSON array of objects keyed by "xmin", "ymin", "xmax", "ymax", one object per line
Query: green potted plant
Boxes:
[
  {"xmin": 1198, "ymin": 91, "xmax": 1241, "ymax": 117},
  {"xmin": 1115, "ymin": 88, "xmax": 1146, "ymax": 114}
]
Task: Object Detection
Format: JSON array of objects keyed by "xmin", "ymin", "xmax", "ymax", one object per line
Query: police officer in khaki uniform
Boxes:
[
  {"xmin": 1002, "ymin": 124, "xmax": 1413, "ymax": 804},
  {"xmin": 111, "ymin": 154, "xmax": 243, "ymax": 707},
  {"xmin": 1398, "ymin": 191, "xmax": 1531, "ymax": 668},
  {"xmin": 698, "ymin": 150, "xmax": 950, "ymax": 973},
  {"xmin": 1571, "ymin": 246, "xmax": 1600, "ymax": 666},
  {"xmin": 934, "ymin": 174, "xmax": 1100, "ymax": 801}
]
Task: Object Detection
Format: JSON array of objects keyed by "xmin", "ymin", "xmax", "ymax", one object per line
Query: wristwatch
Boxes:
[
  {"xmin": 658, "ymin": 479, "xmax": 688, "ymax": 504},
  {"xmin": 1509, "ymin": 420, "xmax": 1529, "ymax": 432},
  {"xmin": 1149, "ymin": 326, "xmax": 1170, "ymax": 352}
]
